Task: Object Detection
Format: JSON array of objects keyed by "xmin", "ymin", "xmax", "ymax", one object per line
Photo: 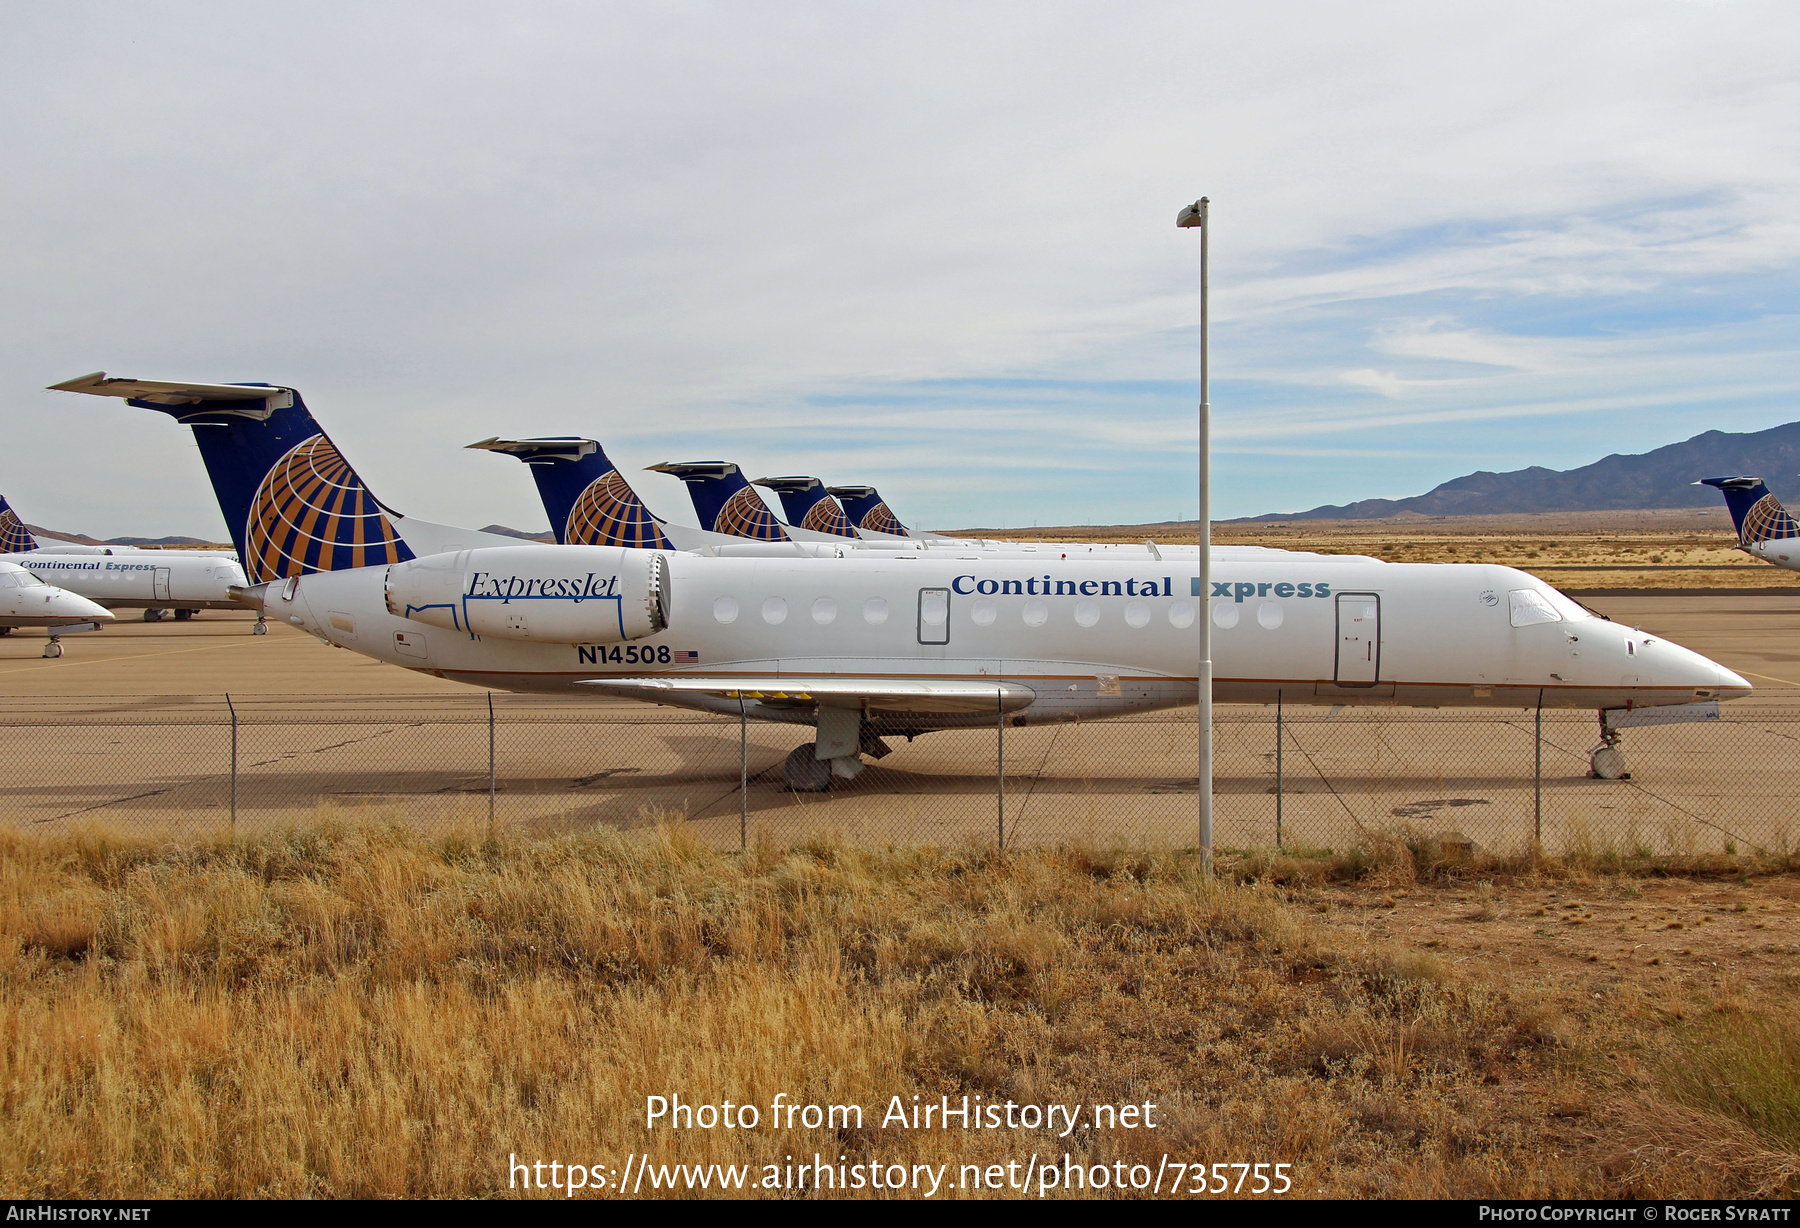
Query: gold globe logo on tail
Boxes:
[
  {"xmin": 859, "ymin": 501, "xmax": 906, "ymax": 536},
  {"xmin": 565, "ymin": 471, "xmax": 672, "ymax": 549},
  {"xmin": 0, "ymin": 508, "xmax": 34, "ymax": 555},
  {"xmin": 1741, "ymin": 494, "xmax": 1800, "ymax": 545},
  {"xmin": 243, "ymin": 434, "xmax": 411, "ymax": 582},
  {"xmin": 715, "ymin": 487, "xmax": 789, "ymax": 541},
  {"xmin": 800, "ymin": 499, "xmax": 855, "ymax": 536}
]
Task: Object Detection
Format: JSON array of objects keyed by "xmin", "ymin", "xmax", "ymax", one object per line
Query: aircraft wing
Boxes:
[
  {"xmin": 578, "ymin": 675, "xmax": 1035, "ymax": 713},
  {"xmin": 48, "ymin": 372, "xmax": 289, "ymax": 405}
]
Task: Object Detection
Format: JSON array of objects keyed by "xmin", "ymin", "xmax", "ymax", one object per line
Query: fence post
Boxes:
[
  {"xmin": 1275, "ymin": 690, "xmax": 1283, "ymax": 851},
  {"xmin": 487, "ymin": 692, "xmax": 496, "ymax": 834},
  {"xmin": 1534, "ymin": 689, "xmax": 1543, "ymax": 847},
  {"xmin": 738, "ymin": 694, "xmax": 748, "ymax": 853},
  {"xmin": 997, "ymin": 688, "xmax": 1005, "ymax": 853},
  {"xmin": 225, "ymin": 693, "xmax": 237, "ymax": 834}
]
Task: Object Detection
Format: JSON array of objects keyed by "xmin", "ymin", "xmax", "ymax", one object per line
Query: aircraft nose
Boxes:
[
  {"xmin": 1662, "ymin": 639, "xmax": 1750, "ymax": 699},
  {"xmin": 52, "ymin": 591, "xmax": 111, "ymax": 620}
]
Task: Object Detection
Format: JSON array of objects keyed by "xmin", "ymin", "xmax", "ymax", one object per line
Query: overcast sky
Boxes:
[{"xmin": 3, "ymin": 1, "xmax": 1797, "ymax": 538}]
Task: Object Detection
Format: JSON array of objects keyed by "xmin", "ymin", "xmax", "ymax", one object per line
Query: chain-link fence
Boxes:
[{"xmin": 3, "ymin": 694, "xmax": 1795, "ymax": 855}]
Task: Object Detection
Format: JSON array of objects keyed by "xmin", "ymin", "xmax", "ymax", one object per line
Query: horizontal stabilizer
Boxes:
[
  {"xmin": 579, "ymin": 675, "xmax": 1036, "ymax": 713},
  {"xmin": 48, "ymin": 372, "xmax": 291, "ymax": 407},
  {"xmin": 466, "ymin": 436, "xmax": 599, "ymax": 463}
]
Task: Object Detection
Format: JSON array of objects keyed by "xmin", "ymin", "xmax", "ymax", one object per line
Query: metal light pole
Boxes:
[{"xmin": 1177, "ymin": 197, "xmax": 1213, "ymax": 873}]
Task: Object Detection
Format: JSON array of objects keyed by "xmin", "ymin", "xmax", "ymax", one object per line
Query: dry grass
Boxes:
[{"xmin": 0, "ymin": 817, "xmax": 1794, "ymax": 1198}]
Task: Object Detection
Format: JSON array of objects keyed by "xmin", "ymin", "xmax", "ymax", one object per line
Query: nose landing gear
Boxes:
[
  {"xmin": 1589, "ymin": 713, "xmax": 1630, "ymax": 780},
  {"xmin": 252, "ymin": 618, "xmax": 268, "ymax": 636},
  {"xmin": 42, "ymin": 638, "xmax": 62, "ymax": 658}
]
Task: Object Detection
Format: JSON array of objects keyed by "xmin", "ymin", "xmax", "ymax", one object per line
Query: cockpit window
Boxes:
[
  {"xmin": 1508, "ymin": 589, "xmax": 1562, "ymax": 627},
  {"xmin": 0, "ymin": 572, "xmax": 15, "ymax": 589},
  {"xmin": 1541, "ymin": 587, "xmax": 1591, "ymax": 622}
]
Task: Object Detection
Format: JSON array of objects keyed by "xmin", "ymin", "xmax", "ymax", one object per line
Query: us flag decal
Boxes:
[{"xmin": 674, "ymin": 650, "xmax": 699, "ymax": 661}]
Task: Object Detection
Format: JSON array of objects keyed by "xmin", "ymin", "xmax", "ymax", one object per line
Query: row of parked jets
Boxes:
[{"xmin": 0, "ymin": 371, "xmax": 1784, "ymax": 788}]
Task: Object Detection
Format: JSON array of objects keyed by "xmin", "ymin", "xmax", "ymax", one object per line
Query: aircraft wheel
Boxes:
[
  {"xmin": 1590, "ymin": 745, "xmax": 1627, "ymax": 780},
  {"xmin": 0, "ymin": 626, "xmax": 11, "ymax": 636},
  {"xmin": 251, "ymin": 621, "xmax": 268, "ymax": 636},
  {"xmin": 174, "ymin": 609, "xmax": 196, "ymax": 621},
  {"xmin": 42, "ymin": 641, "xmax": 62, "ymax": 659},
  {"xmin": 783, "ymin": 743, "xmax": 833, "ymax": 792},
  {"xmin": 142, "ymin": 608, "xmax": 165, "ymax": 622}
]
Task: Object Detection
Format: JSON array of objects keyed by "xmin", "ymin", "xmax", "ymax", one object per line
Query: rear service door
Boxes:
[
  {"xmin": 917, "ymin": 587, "xmax": 949, "ymax": 645},
  {"xmin": 1334, "ymin": 592, "xmax": 1380, "ymax": 685},
  {"xmin": 153, "ymin": 568, "xmax": 172, "ymax": 602}
]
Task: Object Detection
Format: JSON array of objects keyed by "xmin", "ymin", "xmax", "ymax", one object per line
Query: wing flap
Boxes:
[{"xmin": 578, "ymin": 675, "xmax": 1036, "ymax": 714}]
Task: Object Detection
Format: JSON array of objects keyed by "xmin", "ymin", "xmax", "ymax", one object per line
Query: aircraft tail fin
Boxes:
[
  {"xmin": 752, "ymin": 476, "xmax": 857, "ymax": 538},
  {"xmin": 49, "ymin": 372, "xmax": 414, "ymax": 581},
  {"xmin": 467, "ymin": 437, "xmax": 673, "ymax": 549},
  {"xmin": 646, "ymin": 462, "xmax": 789, "ymax": 541},
  {"xmin": 0, "ymin": 494, "xmax": 40, "ymax": 554},
  {"xmin": 826, "ymin": 484, "xmax": 909, "ymax": 536},
  {"xmin": 1696, "ymin": 476, "xmax": 1800, "ymax": 545}
]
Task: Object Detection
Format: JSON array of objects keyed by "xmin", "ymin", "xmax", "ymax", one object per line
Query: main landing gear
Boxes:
[
  {"xmin": 782, "ymin": 708, "xmax": 893, "ymax": 791},
  {"xmin": 142, "ymin": 608, "xmax": 166, "ymax": 622}
]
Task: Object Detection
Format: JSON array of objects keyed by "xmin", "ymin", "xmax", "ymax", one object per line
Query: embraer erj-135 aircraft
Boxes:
[
  {"xmin": 1697, "ymin": 477, "xmax": 1800, "ymax": 572},
  {"xmin": 54, "ymin": 372, "xmax": 1749, "ymax": 788},
  {"xmin": 0, "ymin": 493, "xmax": 248, "ymax": 623},
  {"xmin": 0, "ymin": 559, "xmax": 112, "ymax": 656}
]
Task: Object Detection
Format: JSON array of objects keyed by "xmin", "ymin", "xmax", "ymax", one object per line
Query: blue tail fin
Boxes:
[
  {"xmin": 0, "ymin": 494, "xmax": 39, "ymax": 554},
  {"xmin": 468, "ymin": 437, "xmax": 672, "ymax": 549},
  {"xmin": 1697, "ymin": 476, "xmax": 1799, "ymax": 544},
  {"xmin": 827, "ymin": 485, "xmax": 909, "ymax": 536},
  {"xmin": 646, "ymin": 462, "xmax": 790, "ymax": 541},
  {"xmin": 49, "ymin": 373, "xmax": 413, "ymax": 581},
  {"xmin": 752, "ymin": 476, "xmax": 857, "ymax": 538}
]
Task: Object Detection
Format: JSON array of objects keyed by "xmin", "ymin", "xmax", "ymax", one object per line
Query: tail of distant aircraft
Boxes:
[
  {"xmin": 752, "ymin": 476, "xmax": 857, "ymax": 538},
  {"xmin": 1697, "ymin": 476, "xmax": 1800, "ymax": 546},
  {"xmin": 467, "ymin": 437, "xmax": 673, "ymax": 550},
  {"xmin": 48, "ymin": 373, "xmax": 415, "ymax": 582},
  {"xmin": 646, "ymin": 462, "xmax": 790, "ymax": 541},
  {"xmin": 0, "ymin": 494, "xmax": 39, "ymax": 554},
  {"xmin": 827, "ymin": 485, "xmax": 909, "ymax": 537}
]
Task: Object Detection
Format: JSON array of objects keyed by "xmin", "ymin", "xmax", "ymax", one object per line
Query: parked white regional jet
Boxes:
[
  {"xmin": 0, "ymin": 560, "xmax": 112, "ymax": 656},
  {"xmin": 0, "ymin": 491, "xmax": 249, "ymax": 623},
  {"xmin": 55, "ymin": 372, "xmax": 1751, "ymax": 787}
]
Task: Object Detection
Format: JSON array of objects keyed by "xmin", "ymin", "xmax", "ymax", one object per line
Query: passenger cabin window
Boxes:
[
  {"xmin": 1507, "ymin": 589, "xmax": 1562, "ymax": 627},
  {"xmin": 917, "ymin": 588, "xmax": 949, "ymax": 644}
]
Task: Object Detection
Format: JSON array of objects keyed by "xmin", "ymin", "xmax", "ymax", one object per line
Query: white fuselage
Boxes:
[
  {"xmin": 0, "ymin": 560, "xmax": 114, "ymax": 628},
  {"xmin": 255, "ymin": 546, "xmax": 1749, "ymax": 731},
  {"xmin": 1745, "ymin": 539, "xmax": 1800, "ymax": 571},
  {"xmin": 2, "ymin": 550, "xmax": 248, "ymax": 611}
]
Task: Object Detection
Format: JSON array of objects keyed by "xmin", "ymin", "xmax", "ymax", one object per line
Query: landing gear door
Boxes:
[{"xmin": 1334, "ymin": 592, "xmax": 1380, "ymax": 685}]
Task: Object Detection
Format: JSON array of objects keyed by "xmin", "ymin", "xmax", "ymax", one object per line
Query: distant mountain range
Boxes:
[
  {"xmin": 26, "ymin": 525, "xmax": 226, "ymax": 548},
  {"xmin": 1237, "ymin": 422, "xmax": 1800, "ymax": 521}
]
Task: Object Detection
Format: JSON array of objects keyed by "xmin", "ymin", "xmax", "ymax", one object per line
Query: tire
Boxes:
[
  {"xmin": 42, "ymin": 642, "xmax": 62, "ymax": 659},
  {"xmin": 142, "ymin": 609, "xmax": 165, "ymax": 622},
  {"xmin": 1591, "ymin": 746, "xmax": 1626, "ymax": 780},
  {"xmin": 783, "ymin": 743, "xmax": 833, "ymax": 792},
  {"xmin": 252, "ymin": 622, "xmax": 268, "ymax": 636},
  {"xmin": 174, "ymin": 609, "xmax": 195, "ymax": 621}
]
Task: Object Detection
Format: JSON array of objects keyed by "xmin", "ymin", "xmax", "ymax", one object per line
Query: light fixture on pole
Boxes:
[{"xmin": 1176, "ymin": 197, "xmax": 1213, "ymax": 873}]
